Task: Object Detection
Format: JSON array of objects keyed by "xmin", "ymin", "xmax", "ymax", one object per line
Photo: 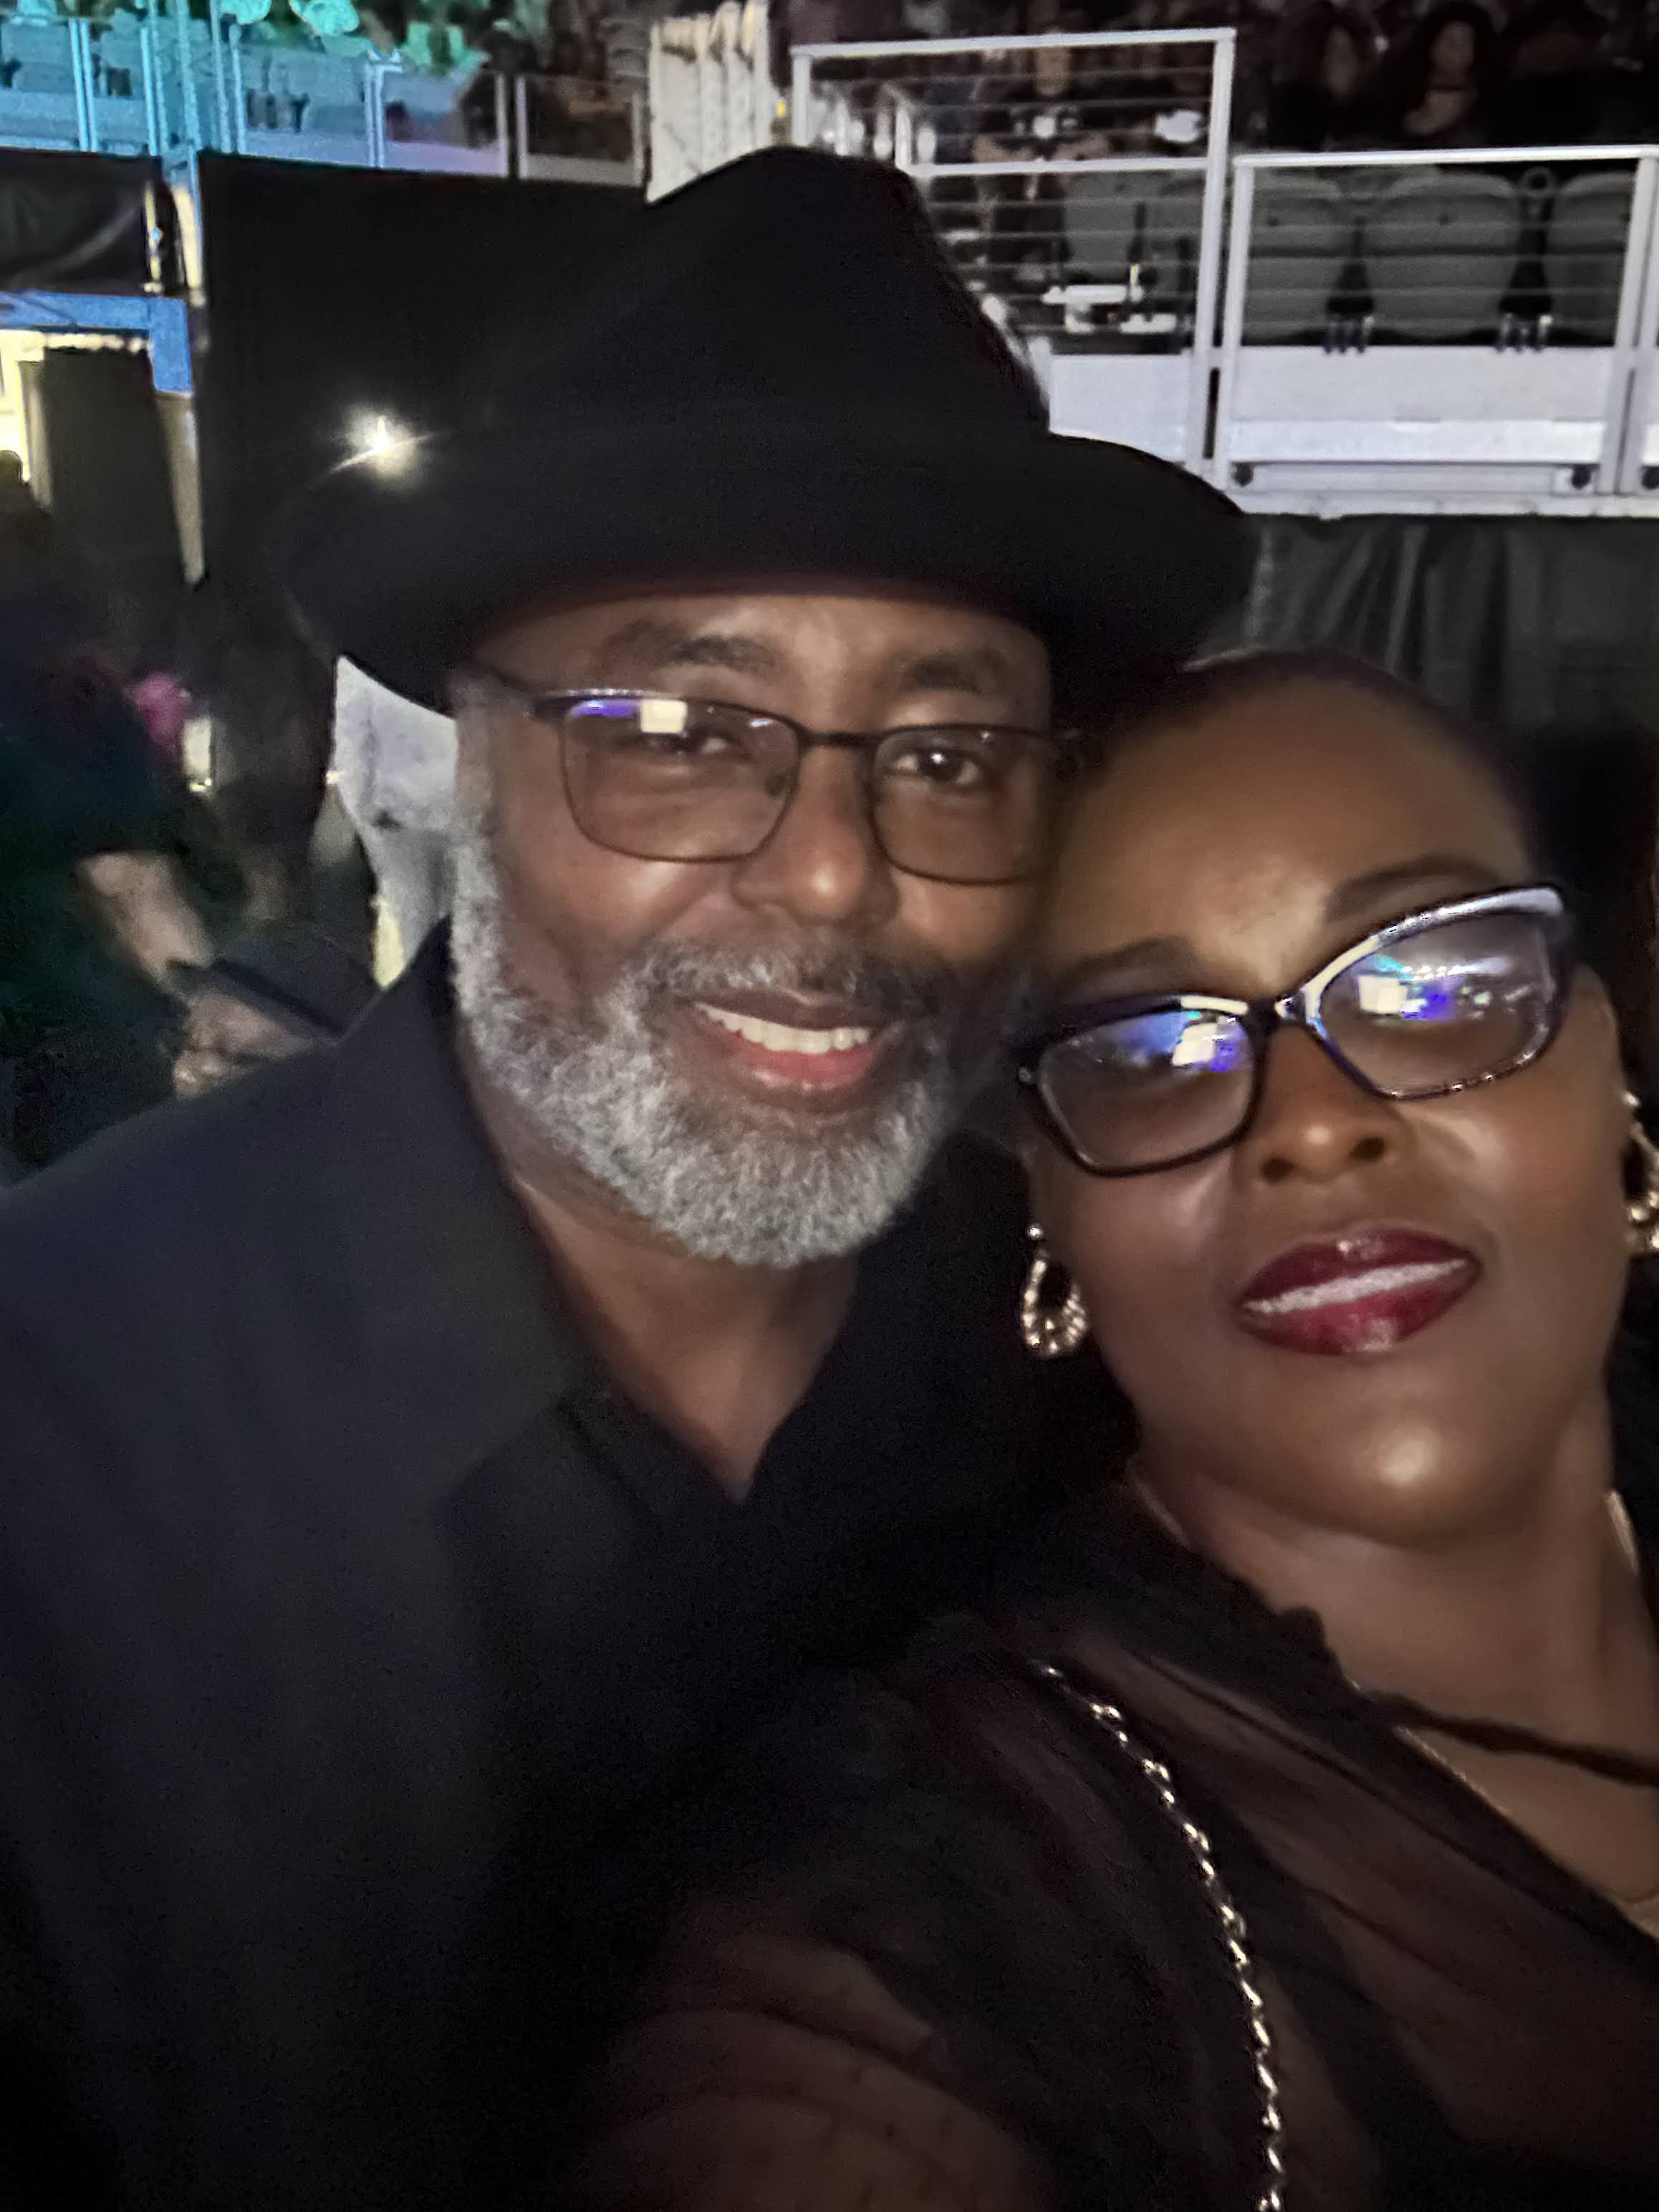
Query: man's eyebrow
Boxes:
[
  {"xmin": 895, "ymin": 645, "xmax": 1019, "ymax": 700},
  {"xmin": 593, "ymin": 618, "xmax": 784, "ymax": 681}
]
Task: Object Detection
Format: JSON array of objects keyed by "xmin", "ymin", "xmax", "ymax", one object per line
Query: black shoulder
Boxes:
[{"xmin": 0, "ymin": 1047, "xmax": 340, "ymax": 1330}]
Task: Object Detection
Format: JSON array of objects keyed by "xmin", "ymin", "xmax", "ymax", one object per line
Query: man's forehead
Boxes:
[{"xmin": 472, "ymin": 579, "xmax": 1047, "ymax": 679}]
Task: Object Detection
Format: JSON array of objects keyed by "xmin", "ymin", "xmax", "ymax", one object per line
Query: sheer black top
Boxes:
[{"xmin": 569, "ymin": 1482, "xmax": 1659, "ymax": 2211}]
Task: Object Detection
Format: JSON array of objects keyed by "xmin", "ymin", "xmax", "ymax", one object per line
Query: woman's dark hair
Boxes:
[
  {"xmin": 1358, "ymin": 0, "xmax": 1502, "ymax": 126},
  {"xmin": 1272, "ymin": 0, "xmax": 1374, "ymax": 91},
  {"xmin": 1092, "ymin": 646, "xmax": 1659, "ymax": 1092}
]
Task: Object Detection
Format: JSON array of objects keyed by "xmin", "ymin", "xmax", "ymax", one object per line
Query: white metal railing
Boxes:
[
  {"xmin": 789, "ymin": 29, "xmax": 1233, "ymax": 467},
  {"xmin": 774, "ymin": 35, "xmax": 1659, "ymax": 514},
  {"xmin": 0, "ymin": 11, "xmax": 640, "ymax": 186},
  {"xmin": 1207, "ymin": 145, "xmax": 1659, "ymax": 511},
  {"xmin": 648, "ymin": 0, "xmax": 771, "ymax": 200}
]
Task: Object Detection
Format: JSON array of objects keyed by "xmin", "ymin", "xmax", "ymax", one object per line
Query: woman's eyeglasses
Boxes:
[
  {"xmin": 1015, "ymin": 885, "xmax": 1573, "ymax": 1178},
  {"xmin": 456, "ymin": 670, "xmax": 1074, "ymax": 887}
]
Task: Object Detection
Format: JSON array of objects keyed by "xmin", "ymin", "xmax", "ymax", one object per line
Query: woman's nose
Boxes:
[{"xmin": 1236, "ymin": 1022, "xmax": 1400, "ymax": 1188}]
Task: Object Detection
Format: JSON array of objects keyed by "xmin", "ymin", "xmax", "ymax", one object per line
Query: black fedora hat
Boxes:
[{"xmin": 286, "ymin": 147, "xmax": 1249, "ymax": 715}]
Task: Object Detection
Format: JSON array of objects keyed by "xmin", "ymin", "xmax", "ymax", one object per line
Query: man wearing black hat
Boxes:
[{"xmin": 0, "ymin": 150, "xmax": 1244, "ymax": 2209}]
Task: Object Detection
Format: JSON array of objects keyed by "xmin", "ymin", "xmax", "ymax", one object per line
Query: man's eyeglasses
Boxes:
[
  {"xmin": 1015, "ymin": 885, "xmax": 1573, "ymax": 1178},
  {"xmin": 458, "ymin": 668, "xmax": 1074, "ymax": 887}
]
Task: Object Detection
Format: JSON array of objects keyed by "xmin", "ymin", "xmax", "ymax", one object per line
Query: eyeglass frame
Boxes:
[
  {"xmin": 456, "ymin": 665, "xmax": 1079, "ymax": 887},
  {"xmin": 1014, "ymin": 883, "xmax": 1575, "ymax": 1179}
]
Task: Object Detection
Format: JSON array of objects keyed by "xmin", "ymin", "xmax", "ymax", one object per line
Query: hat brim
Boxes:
[{"xmin": 285, "ymin": 414, "xmax": 1249, "ymax": 716}]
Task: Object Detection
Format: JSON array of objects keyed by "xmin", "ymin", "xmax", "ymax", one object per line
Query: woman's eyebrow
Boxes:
[
  {"xmin": 1041, "ymin": 936, "xmax": 1195, "ymax": 1002},
  {"xmin": 1324, "ymin": 856, "xmax": 1509, "ymax": 927},
  {"xmin": 1040, "ymin": 860, "xmax": 1512, "ymax": 1004}
]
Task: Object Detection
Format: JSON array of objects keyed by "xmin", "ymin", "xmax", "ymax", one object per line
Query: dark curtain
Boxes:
[
  {"xmin": 0, "ymin": 151, "xmax": 173, "ymax": 291},
  {"xmin": 196, "ymin": 155, "xmax": 643, "ymax": 627},
  {"xmin": 1238, "ymin": 515, "xmax": 1659, "ymax": 738}
]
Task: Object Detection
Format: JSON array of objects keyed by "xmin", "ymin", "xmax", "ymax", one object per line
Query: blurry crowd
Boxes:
[
  {"xmin": 781, "ymin": 0, "xmax": 1659, "ymax": 150},
  {"xmin": 0, "ymin": 486, "xmax": 373, "ymax": 1185},
  {"xmin": 1250, "ymin": 0, "xmax": 1659, "ymax": 150},
  {"xmin": 342, "ymin": 0, "xmax": 647, "ymax": 155}
]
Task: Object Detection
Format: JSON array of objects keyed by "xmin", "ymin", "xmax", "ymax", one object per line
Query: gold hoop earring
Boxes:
[
  {"xmin": 1625, "ymin": 1090, "xmax": 1659, "ymax": 1258},
  {"xmin": 1020, "ymin": 1225, "xmax": 1089, "ymax": 1359}
]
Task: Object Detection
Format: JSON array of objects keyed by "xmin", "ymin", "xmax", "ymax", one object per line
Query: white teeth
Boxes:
[
  {"xmin": 697, "ymin": 1003, "xmax": 876, "ymax": 1057},
  {"xmin": 1244, "ymin": 1259, "xmax": 1468, "ymax": 1316}
]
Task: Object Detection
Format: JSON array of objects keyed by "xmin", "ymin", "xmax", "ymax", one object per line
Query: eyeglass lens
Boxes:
[
  {"xmin": 556, "ymin": 694, "xmax": 1058, "ymax": 884},
  {"xmin": 1038, "ymin": 905, "xmax": 1562, "ymax": 1174}
]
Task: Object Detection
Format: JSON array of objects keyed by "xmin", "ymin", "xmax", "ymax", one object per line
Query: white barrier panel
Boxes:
[
  {"xmin": 1039, "ymin": 346, "xmax": 1191, "ymax": 463},
  {"xmin": 1212, "ymin": 146, "xmax": 1659, "ymax": 514}
]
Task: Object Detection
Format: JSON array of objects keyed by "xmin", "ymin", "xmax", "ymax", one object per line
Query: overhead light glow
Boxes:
[{"xmin": 347, "ymin": 410, "xmax": 419, "ymax": 476}]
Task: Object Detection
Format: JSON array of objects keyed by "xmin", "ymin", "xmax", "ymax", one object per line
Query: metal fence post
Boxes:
[
  {"xmin": 207, "ymin": 0, "xmax": 231, "ymax": 150},
  {"xmin": 139, "ymin": 9, "xmax": 165, "ymax": 155},
  {"xmin": 170, "ymin": 0, "xmax": 203, "ymax": 171},
  {"xmin": 226, "ymin": 19, "xmax": 247, "ymax": 155},
  {"xmin": 363, "ymin": 57, "xmax": 388, "ymax": 166},
  {"xmin": 69, "ymin": 19, "xmax": 96, "ymax": 151},
  {"xmin": 1211, "ymin": 154, "xmax": 1256, "ymax": 491},
  {"xmin": 1609, "ymin": 152, "xmax": 1659, "ymax": 491},
  {"xmin": 1184, "ymin": 25, "xmax": 1234, "ymax": 471}
]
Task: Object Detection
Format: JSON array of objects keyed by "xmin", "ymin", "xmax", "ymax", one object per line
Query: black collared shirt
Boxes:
[{"xmin": 0, "ymin": 937, "xmax": 1116, "ymax": 2211}]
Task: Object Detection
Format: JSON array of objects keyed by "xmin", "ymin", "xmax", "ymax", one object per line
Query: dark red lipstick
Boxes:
[{"xmin": 1235, "ymin": 1227, "xmax": 1481, "ymax": 1357}]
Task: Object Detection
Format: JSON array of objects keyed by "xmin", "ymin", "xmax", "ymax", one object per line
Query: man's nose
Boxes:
[
  {"xmin": 1236, "ymin": 1022, "xmax": 1402, "ymax": 1188},
  {"xmin": 728, "ymin": 746, "xmax": 900, "ymax": 932}
]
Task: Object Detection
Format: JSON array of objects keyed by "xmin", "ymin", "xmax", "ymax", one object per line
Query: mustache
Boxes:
[{"xmin": 622, "ymin": 939, "xmax": 967, "ymax": 1025}]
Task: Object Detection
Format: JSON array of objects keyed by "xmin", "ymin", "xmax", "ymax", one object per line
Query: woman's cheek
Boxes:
[{"xmin": 1046, "ymin": 1168, "xmax": 1223, "ymax": 1358}]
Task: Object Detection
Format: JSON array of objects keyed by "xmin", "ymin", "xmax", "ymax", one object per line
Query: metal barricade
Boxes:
[
  {"xmin": 648, "ymin": 0, "xmax": 772, "ymax": 200},
  {"xmin": 515, "ymin": 72, "xmax": 640, "ymax": 186},
  {"xmin": 1213, "ymin": 145, "xmax": 1659, "ymax": 511},
  {"xmin": 0, "ymin": 11, "xmax": 518, "ymax": 180},
  {"xmin": 789, "ymin": 29, "xmax": 1233, "ymax": 468}
]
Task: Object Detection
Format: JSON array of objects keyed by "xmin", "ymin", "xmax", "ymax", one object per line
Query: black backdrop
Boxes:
[
  {"xmin": 0, "ymin": 149, "xmax": 173, "ymax": 289},
  {"xmin": 1241, "ymin": 514, "xmax": 1659, "ymax": 740},
  {"xmin": 191, "ymin": 152, "xmax": 640, "ymax": 822},
  {"xmin": 196, "ymin": 153, "xmax": 641, "ymax": 608}
]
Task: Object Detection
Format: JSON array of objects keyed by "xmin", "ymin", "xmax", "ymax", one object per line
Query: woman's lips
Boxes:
[{"xmin": 1235, "ymin": 1227, "xmax": 1481, "ymax": 1357}]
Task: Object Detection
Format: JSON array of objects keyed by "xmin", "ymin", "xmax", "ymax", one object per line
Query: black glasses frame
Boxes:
[
  {"xmin": 458, "ymin": 668, "xmax": 1077, "ymax": 887},
  {"xmin": 1014, "ymin": 883, "xmax": 1574, "ymax": 1178}
]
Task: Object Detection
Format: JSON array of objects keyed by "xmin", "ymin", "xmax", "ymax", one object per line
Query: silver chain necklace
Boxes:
[{"xmin": 1032, "ymin": 1662, "xmax": 1288, "ymax": 2212}]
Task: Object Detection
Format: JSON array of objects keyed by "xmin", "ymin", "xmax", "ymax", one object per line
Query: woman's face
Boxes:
[
  {"xmin": 1032, "ymin": 42, "xmax": 1073, "ymax": 95},
  {"xmin": 1324, "ymin": 24, "xmax": 1361, "ymax": 97},
  {"xmin": 1430, "ymin": 17, "xmax": 1478, "ymax": 77},
  {"xmin": 1028, "ymin": 677, "xmax": 1631, "ymax": 1545}
]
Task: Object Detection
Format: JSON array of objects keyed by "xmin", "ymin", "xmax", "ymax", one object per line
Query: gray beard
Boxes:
[{"xmin": 449, "ymin": 824, "xmax": 996, "ymax": 1268}]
